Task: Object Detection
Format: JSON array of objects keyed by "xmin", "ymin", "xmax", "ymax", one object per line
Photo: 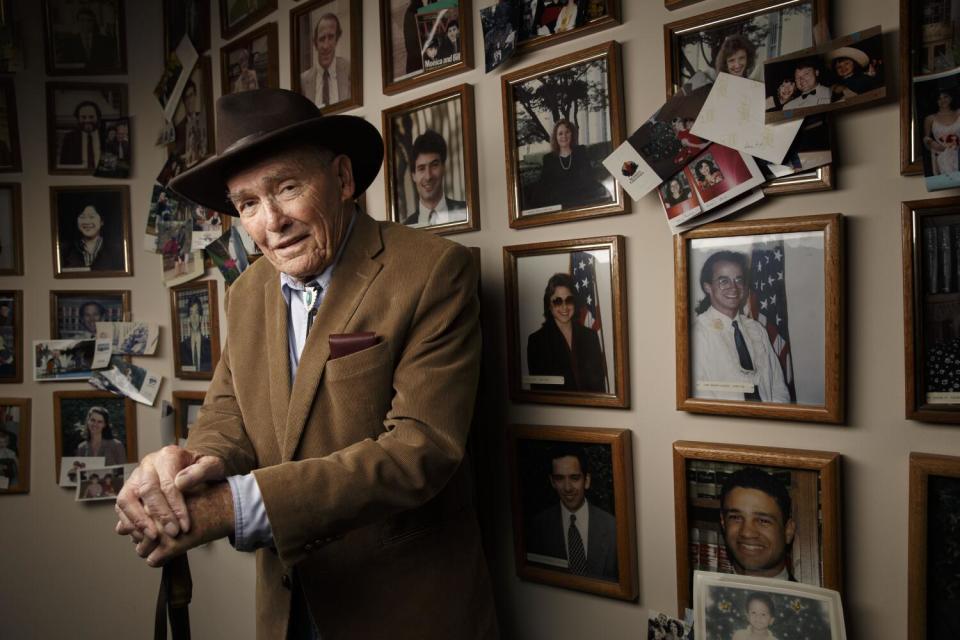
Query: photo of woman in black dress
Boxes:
[
  {"xmin": 534, "ymin": 119, "xmax": 610, "ymax": 211},
  {"xmin": 527, "ymin": 272, "xmax": 607, "ymax": 392}
]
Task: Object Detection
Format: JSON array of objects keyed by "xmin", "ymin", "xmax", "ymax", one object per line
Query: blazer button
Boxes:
[{"xmin": 281, "ymin": 574, "xmax": 291, "ymax": 589}]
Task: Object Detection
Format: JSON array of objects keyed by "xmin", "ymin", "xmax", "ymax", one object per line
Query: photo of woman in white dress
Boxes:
[{"xmin": 923, "ymin": 89, "xmax": 960, "ymax": 176}]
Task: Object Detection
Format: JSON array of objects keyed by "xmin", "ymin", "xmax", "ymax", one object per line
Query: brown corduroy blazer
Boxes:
[{"xmin": 186, "ymin": 211, "xmax": 498, "ymax": 639}]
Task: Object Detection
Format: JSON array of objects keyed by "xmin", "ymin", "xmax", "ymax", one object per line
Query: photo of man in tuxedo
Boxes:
[
  {"xmin": 525, "ymin": 446, "xmax": 618, "ymax": 581},
  {"xmin": 402, "ymin": 129, "xmax": 467, "ymax": 228}
]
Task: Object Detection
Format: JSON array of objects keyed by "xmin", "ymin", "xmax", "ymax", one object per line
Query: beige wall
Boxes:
[{"xmin": 0, "ymin": 0, "xmax": 945, "ymax": 638}]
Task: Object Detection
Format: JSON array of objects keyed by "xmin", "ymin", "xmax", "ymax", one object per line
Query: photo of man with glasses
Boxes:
[{"xmin": 691, "ymin": 250, "xmax": 790, "ymax": 402}]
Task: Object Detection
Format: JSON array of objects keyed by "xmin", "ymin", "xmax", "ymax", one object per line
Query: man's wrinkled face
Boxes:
[
  {"xmin": 720, "ymin": 487, "xmax": 796, "ymax": 577},
  {"xmin": 228, "ymin": 146, "xmax": 355, "ymax": 281},
  {"xmin": 315, "ymin": 18, "xmax": 339, "ymax": 68},
  {"xmin": 77, "ymin": 105, "xmax": 99, "ymax": 132},
  {"xmin": 412, "ymin": 151, "xmax": 445, "ymax": 205},
  {"xmin": 549, "ymin": 455, "xmax": 590, "ymax": 512}
]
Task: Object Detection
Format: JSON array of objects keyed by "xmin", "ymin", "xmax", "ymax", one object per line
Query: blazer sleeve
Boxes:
[
  {"xmin": 184, "ymin": 338, "xmax": 259, "ymax": 477},
  {"xmin": 253, "ymin": 243, "xmax": 481, "ymax": 568}
]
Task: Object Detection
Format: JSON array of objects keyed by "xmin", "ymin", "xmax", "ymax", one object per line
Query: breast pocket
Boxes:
[{"xmin": 322, "ymin": 340, "xmax": 393, "ymax": 441}]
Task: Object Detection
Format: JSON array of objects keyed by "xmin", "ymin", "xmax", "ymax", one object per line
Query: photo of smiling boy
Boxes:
[{"xmin": 731, "ymin": 592, "xmax": 779, "ymax": 640}]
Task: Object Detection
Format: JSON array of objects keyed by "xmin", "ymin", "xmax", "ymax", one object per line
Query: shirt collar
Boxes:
[
  {"xmin": 560, "ymin": 499, "xmax": 589, "ymax": 521},
  {"xmin": 280, "ymin": 205, "xmax": 356, "ymax": 293},
  {"xmin": 702, "ymin": 304, "xmax": 745, "ymax": 328},
  {"xmin": 418, "ymin": 196, "xmax": 448, "ymax": 215}
]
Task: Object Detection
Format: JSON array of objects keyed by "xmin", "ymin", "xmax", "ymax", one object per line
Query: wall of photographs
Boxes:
[{"xmin": 0, "ymin": 0, "xmax": 954, "ymax": 639}]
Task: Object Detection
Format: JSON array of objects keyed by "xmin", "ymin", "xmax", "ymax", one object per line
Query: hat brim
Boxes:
[
  {"xmin": 168, "ymin": 114, "xmax": 384, "ymax": 216},
  {"xmin": 826, "ymin": 46, "xmax": 869, "ymax": 68}
]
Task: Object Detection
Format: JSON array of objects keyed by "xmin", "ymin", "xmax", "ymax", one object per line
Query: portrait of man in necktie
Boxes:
[
  {"xmin": 688, "ymin": 233, "xmax": 829, "ymax": 407},
  {"xmin": 519, "ymin": 438, "xmax": 620, "ymax": 584},
  {"xmin": 49, "ymin": 84, "xmax": 128, "ymax": 176},
  {"xmin": 172, "ymin": 283, "xmax": 220, "ymax": 380},
  {"xmin": 44, "ymin": 0, "xmax": 125, "ymax": 75},
  {"xmin": 292, "ymin": 0, "xmax": 358, "ymax": 114},
  {"xmin": 170, "ymin": 60, "xmax": 213, "ymax": 169},
  {"xmin": 384, "ymin": 87, "xmax": 477, "ymax": 235}
]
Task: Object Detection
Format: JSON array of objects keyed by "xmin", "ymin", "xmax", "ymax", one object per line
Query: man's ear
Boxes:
[
  {"xmin": 584, "ymin": 473, "xmax": 591, "ymax": 491},
  {"xmin": 784, "ymin": 517, "xmax": 797, "ymax": 545},
  {"xmin": 334, "ymin": 154, "xmax": 356, "ymax": 200}
]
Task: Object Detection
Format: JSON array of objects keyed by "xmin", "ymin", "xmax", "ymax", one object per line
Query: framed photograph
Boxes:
[
  {"xmin": 169, "ymin": 56, "xmax": 214, "ymax": 170},
  {"xmin": 382, "ymin": 84, "xmax": 479, "ymax": 235},
  {"xmin": 42, "ymin": 0, "xmax": 126, "ymax": 75},
  {"xmin": 0, "ymin": 78, "xmax": 21, "ymax": 173},
  {"xmin": 170, "ymin": 280, "xmax": 221, "ymax": 380},
  {"xmin": 909, "ymin": 452, "xmax": 960, "ymax": 639},
  {"xmin": 675, "ymin": 214, "xmax": 844, "ymax": 423},
  {"xmin": 514, "ymin": 0, "xmax": 621, "ymax": 55},
  {"xmin": 503, "ymin": 235, "xmax": 629, "ymax": 408},
  {"xmin": 0, "ymin": 183, "xmax": 21, "ymax": 274},
  {"xmin": 76, "ymin": 463, "xmax": 136, "ymax": 501},
  {"xmin": 220, "ymin": 22, "xmax": 279, "ymax": 96},
  {"xmin": 693, "ymin": 572, "xmax": 846, "ymax": 640},
  {"xmin": 378, "ymin": 0, "xmax": 473, "ymax": 95},
  {"xmin": 899, "ymin": 0, "xmax": 960, "ymax": 175},
  {"xmin": 46, "ymin": 81, "xmax": 128, "ymax": 176},
  {"xmin": 290, "ymin": 0, "xmax": 362, "ymax": 114},
  {"xmin": 900, "ymin": 196, "xmax": 960, "ymax": 422},
  {"xmin": 664, "ymin": 0, "xmax": 834, "ymax": 195},
  {"xmin": 172, "ymin": 390, "xmax": 205, "ymax": 445},
  {"xmin": 673, "ymin": 441, "xmax": 843, "ymax": 616},
  {"xmin": 0, "ymin": 291, "xmax": 22, "ymax": 384},
  {"xmin": 50, "ymin": 185, "xmax": 132, "ymax": 278},
  {"xmin": 219, "ymin": 0, "xmax": 277, "ymax": 40},
  {"xmin": 911, "ymin": 67, "xmax": 960, "ymax": 191},
  {"xmin": 53, "ymin": 390, "xmax": 136, "ymax": 482},
  {"xmin": 0, "ymin": 398, "xmax": 30, "ymax": 493},
  {"xmin": 50, "ymin": 290, "xmax": 130, "ymax": 340},
  {"xmin": 501, "ymin": 41, "xmax": 628, "ymax": 228},
  {"xmin": 163, "ymin": 0, "xmax": 210, "ymax": 58},
  {"xmin": 508, "ymin": 424, "xmax": 637, "ymax": 600}
]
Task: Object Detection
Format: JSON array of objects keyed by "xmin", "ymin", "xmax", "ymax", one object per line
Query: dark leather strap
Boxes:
[{"xmin": 154, "ymin": 554, "xmax": 192, "ymax": 640}]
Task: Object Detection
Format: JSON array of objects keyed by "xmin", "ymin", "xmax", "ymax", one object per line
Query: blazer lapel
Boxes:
[
  {"xmin": 281, "ymin": 212, "xmax": 384, "ymax": 461},
  {"xmin": 264, "ymin": 278, "xmax": 292, "ymax": 450}
]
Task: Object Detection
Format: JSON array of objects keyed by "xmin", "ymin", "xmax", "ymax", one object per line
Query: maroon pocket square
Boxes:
[{"xmin": 328, "ymin": 332, "xmax": 379, "ymax": 360}]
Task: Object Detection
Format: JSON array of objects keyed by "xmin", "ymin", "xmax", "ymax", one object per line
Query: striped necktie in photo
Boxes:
[{"xmin": 567, "ymin": 514, "xmax": 587, "ymax": 575}]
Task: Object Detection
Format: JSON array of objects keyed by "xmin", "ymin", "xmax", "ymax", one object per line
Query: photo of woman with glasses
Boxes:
[{"xmin": 526, "ymin": 272, "xmax": 607, "ymax": 393}]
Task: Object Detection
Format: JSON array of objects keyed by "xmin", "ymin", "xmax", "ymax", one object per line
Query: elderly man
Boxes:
[
  {"xmin": 299, "ymin": 13, "xmax": 351, "ymax": 109},
  {"xmin": 691, "ymin": 250, "xmax": 790, "ymax": 403},
  {"xmin": 114, "ymin": 89, "xmax": 496, "ymax": 638},
  {"xmin": 402, "ymin": 130, "xmax": 467, "ymax": 228},
  {"xmin": 719, "ymin": 467, "xmax": 797, "ymax": 580}
]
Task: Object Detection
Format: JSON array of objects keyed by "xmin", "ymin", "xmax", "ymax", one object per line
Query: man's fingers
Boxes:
[
  {"xmin": 116, "ymin": 467, "xmax": 158, "ymax": 540},
  {"xmin": 114, "ymin": 503, "xmax": 143, "ymax": 542},
  {"xmin": 138, "ymin": 470, "xmax": 185, "ymax": 537},
  {"xmin": 174, "ymin": 455, "xmax": 227, "ymax": 492},
  {"xmin": 136, "ymin": 535, "xmax": 160, "ymax": 560}
]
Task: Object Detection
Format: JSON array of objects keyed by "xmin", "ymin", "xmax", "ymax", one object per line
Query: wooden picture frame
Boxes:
[
  {"xmin": 501, "ymin": 41, "xmax": 629, "ymax": 229},
  {"xmin": 513, "ymin": 0, "xmax": 620, "ymax": 56},
  {"xmin": 170, "ymin": 280, "xmax": 221, "ymax": 380},
  {"xmin": 675, "ymin": 214, "xmax": 844, "ymax": 423},
  {"xmin": 290, "ymin": 0, "xmax": 362, "ymax": 115},
  {"xmin": 664, "ymin": 0, "xmax": 834, "ymax": 195},
  {"xmin": 672, "ymin": 441, "xmax": 842, "ymax": 616},
  {"xmin": 382, "ymin": 83, "xmax": 480, "ymax": 236},
  {"xmin": 901, "ymin": 196, "xmax": 960, "ymax": 423},
  {"xmin": 172, "ymin": 390, "xmax": 205, "ymax": 443},
  {"xmin": 219, "ymin": 0, "xmax": 277, "ymax": 41},
  {"xmin": 49, "ymin": 290, "xmax": 131, "ymax": 340},
  {"xmin": 50, "ymin": 185, "xmax": 132, "ymax": 278},
  {"xmin": 46, "ymin": 81, "xmax": 128, "ymax": 176},
  {"xmin": 665, "ymin": 0, "xmax": 705, "ymax": 9},
  {"xmin": 0, "ymin": 397, "xmax": 30, "ymax": 493},
  {"xmin": 220, "ymin": 22, "xmax": 279, "ymax": 96},
  {"xmin": 168, "ymin": 56, "xmax": 215, "ymax": 171},
  {"xmin": 0, "ymin": 291, "xmax": 22, "ymax": 384},
  {"xmin": 0, "ymin": 78, "xmax": 21, "ymax": 173},
  {"xmin": 53, "ymin": 390, "xmax": 137, "ymax": 482},
  {"xmin": 378, "ymin": 0, "xmax": 473, "ymax": 95},
  {"xmin": 163, "ymin": 0, "xmax": 211, "ymax": 58},
  {"xmin": 503, "ymin": 235, "xmax": 629, "ymax": 408},
  {"xmin": 0, "ymin": 183, "xmax": 22, "ymax": 274},
  {"xmin": 41, "ymin": 0, "xmax": 126, "ymax": 76},
  {"xmin": 909, "ymin": 452, "xmax": 960, "ymax": 639},
  {"xmin": 509, "ymin": 424, "xmax": 637, "ymax": 601}
]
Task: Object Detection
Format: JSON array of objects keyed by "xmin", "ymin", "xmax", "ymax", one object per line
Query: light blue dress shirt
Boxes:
[{"xmin": 227, "ymin": 211, "xmax": 355, "ymax": 551}]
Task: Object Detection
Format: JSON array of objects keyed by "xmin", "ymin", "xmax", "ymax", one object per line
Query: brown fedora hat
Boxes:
[{"xmin": 168, "ymin": 89, "xmax": 383, "ymax": 216}]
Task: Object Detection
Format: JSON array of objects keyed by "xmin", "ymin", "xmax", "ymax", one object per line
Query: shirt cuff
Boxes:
[{"xmin": 227, "ymin": 473, "xmax": 274, "ymax": 551}]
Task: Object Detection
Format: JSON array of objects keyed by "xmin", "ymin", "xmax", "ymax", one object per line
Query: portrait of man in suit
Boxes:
[
  {"xmin": 403, "ymin": 129, "xmax": 467, "ymax": 228},
  {"xmin": 173, "ymin": 75, "xmax": 209, "ymax": 168},
  {"xmin": 525, "ymin": 445, "xmax": 619, "ymax": 581},
  {"xmin": 177, "ymin": 295, "xmax": 212, "ymax": 373},
  {"xmin": 57, "ymin": 101, "xmax": 102, "ymax": 170},
  {"xmin": 298, "ymin": 10, "xmax": 351, "ymax": 109},
  {"xmin": 50, "ymin": 4, "xmax": 122, "ymax": 74}
]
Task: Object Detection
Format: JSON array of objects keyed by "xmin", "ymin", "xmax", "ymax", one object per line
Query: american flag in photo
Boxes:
[
  {"xmin": 746, "ymin": 241, "xmax": 797, "ymax": 402},
  {"xmin": 570, "ymin": 251, "xmax": 603, "ymax": 332}
]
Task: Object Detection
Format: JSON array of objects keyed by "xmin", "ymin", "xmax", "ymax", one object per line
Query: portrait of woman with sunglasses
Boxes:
[{"xmin": 526, "ymin": 272, "xmax": 607, "ymax": 393}]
